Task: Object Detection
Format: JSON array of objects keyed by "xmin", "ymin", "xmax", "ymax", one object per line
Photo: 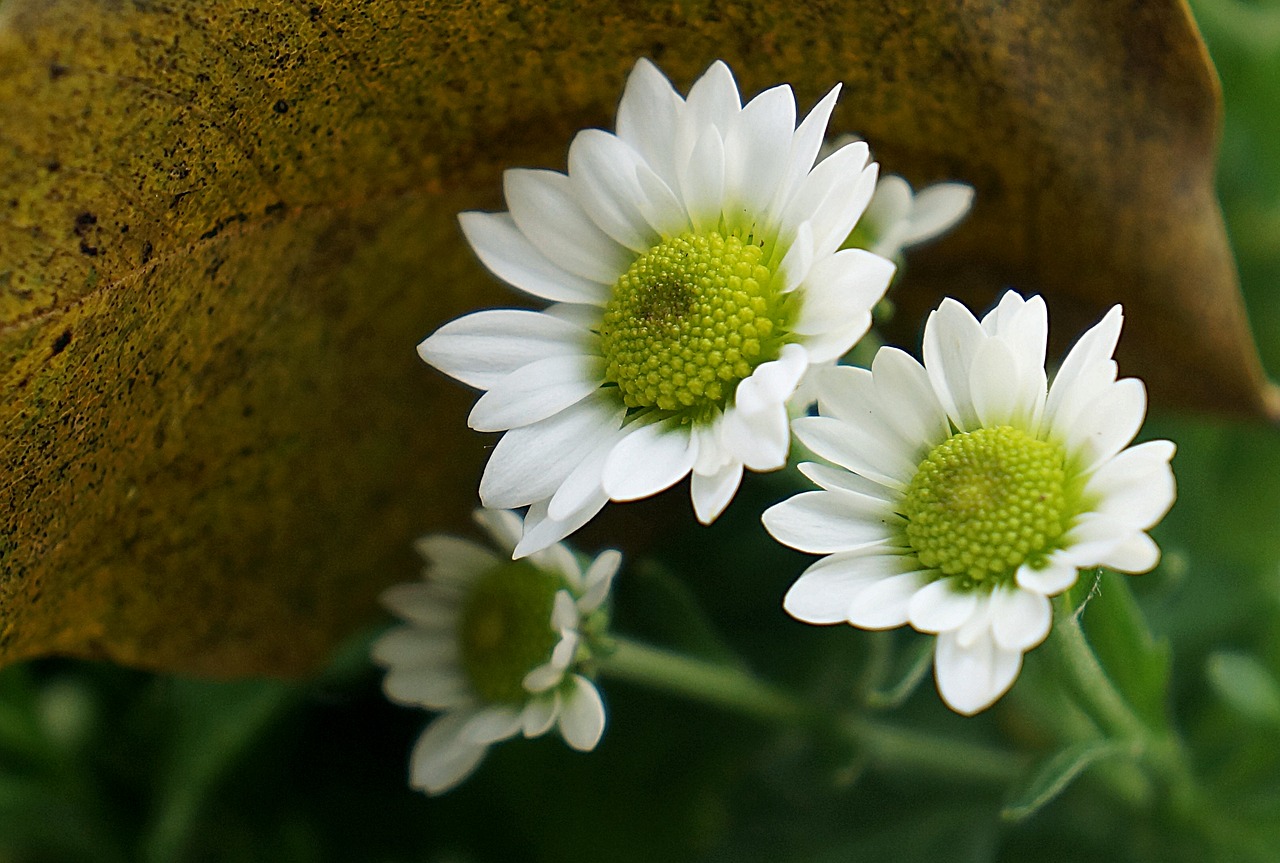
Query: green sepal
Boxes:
[{"xmin": 1001, "ymin": 739, "xmax": 1134, "ymax": 822}]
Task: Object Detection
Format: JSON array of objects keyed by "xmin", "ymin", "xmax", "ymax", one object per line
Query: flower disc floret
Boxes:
[
  {"xmin": 599, "ymin": 231, "xmax": 785, "ymax": 414},
  {"xmin": 459, "ymin": 561, "xmax": 563, "ymax": 703},
  {"xmin": 902, "ymin": 426, "xmax": 1067, "ymax": 584}
]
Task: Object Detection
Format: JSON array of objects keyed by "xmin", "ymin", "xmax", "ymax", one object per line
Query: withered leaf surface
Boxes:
[{"xmin": 0, "ymin": 0, "xmax": 1270, "ymax": 675}]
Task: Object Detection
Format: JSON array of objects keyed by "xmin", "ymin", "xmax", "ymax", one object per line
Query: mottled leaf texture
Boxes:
[{"xmin": 0, "ymin": 1, "xmax": 1270, "ymax": 675}]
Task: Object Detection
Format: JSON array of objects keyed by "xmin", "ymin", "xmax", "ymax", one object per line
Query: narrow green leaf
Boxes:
[
  {"xmin": 866, "ymin": 635, "xmax": 934, "ymax": 709},
  {"xmin": 1206, "ymin": 651, "xmax": 1280, "ymax": 728},
  {"xmin": 1001, "ymin": 739, "xmax": 1131, "ymax": 822}
]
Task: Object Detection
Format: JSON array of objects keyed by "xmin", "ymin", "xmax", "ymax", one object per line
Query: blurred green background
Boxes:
[{"xmin": 3, "ymin": 1, "xmax": 1280, "ymax": 860}]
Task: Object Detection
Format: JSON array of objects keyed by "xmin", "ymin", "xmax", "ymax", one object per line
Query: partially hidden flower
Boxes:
[
  {"xmin": 419, "ymin": 59, "xmax": 895, "ymax": 557},
  {"xmin": 823, "ymin": 135, "xmax": 974, "ymax": 262},
  {"xmin": 763, "ymin": 291, "xmax": 1176, "ymax": 715},
  {"xmin": 373, "ymin": 509, "xmax": 618, "ymax": 794}
]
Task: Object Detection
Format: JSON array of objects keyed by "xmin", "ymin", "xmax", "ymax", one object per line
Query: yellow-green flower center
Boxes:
[
  {"xmin": 599, "ymin": 231, "xmax": 787, "ymax": 415},
  {"xmin": 458, "ymin": 561, "xmax": 563, "ymax": 704},
  {"xmin": 902, "ymin": 426, "xmax": 1068, "ymax": 585}
]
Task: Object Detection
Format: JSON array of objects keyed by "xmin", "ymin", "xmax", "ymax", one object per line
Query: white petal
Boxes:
[
  {"xmin": 558, "ymin": 675, "xmax": 607, "ymax": 751},
  {"xmin": 792, "ymin": 415, "xmax": 915, "ymax": 489},
  {"xmin": 782, "ymin": 548, "xmax": 915, "ymax": 624},
  {"xmin": 410, "ymin": 712, "xmax": 489, "ymax": 794},
  {"xmin": 479, "ymin": 394, "xmax": 625, "ymax": 510},
  {"xmin": 568, "ymin": 129, "xmax": 662, "ymax": 252},
  {"xmin": 505, "ymin": 168, "xmax": 632, "ymax": 285},
  {"xmin": 908, "ymin": 579, "xmax": 980, "ymax": 633},
  {"xmin": 691, "ymin": 460, "xmax": 744, "ymax": 524},
  {"xmin": 846, "ymin": 571, "xmax": 930, "ymax": 629},
  {"xmin": 934, "ymin": 630, "xmax": 1024, "ymax": 716},
  {"xmin": 616, "ymin": 58, "xmax": 683, "ymax": 186},
  {"xmin": 379, "ymin": 584, "xmax": 459, "ymax": 629},
  {"xmin": 578, "ymin": 549, "xmax": 622, "ymax": 613},
  {"xmin": 1015, "ymin": 553, "xmax": 1080, "ymax": 595},
  {"xmin": 412, "ymin": 534, "xmax": 498, "ymax": 580},
  {"xmin": 547, "ymin": 420, "xmax": 630, "ymax": 521},
  {"xmin": 922, "ymin": 298, "xmax": 986, "ymax": 431},
  {"xmin": 1064, "ymin": 378, "xmax": 1148, "ymax": 472},
  {"xmin": 968, "ymin": 336, "xmax": 1023, "ymax": 428},
  {"xmin": 1062, "ymin": 513, "xmax": 1140, "ymax": 567},
  {"xmin": 796, "ymin": 461, "xmax": 897, "ymax": 502},
  {"xmin": 792, "ymin": 248, "xmax": 894, "ymax": 348},
  {"xmin": 1086, "ymin": 439, "xmax": 1177, "ymax": 530},
  {"xmin": 371, "ymin": 628, "xmax": 456, "ymax": 668},
  {"xmin": 521, "ymin": 693, "xmax": 560, "ymax": 738},
  {"xmin": 601, "ymin": 419, "xmax": 697, "ymax": 501},
  {"xmin": 725, "ymin": 84, "xmax": 796, "ymax": 223},
  {"xmin": 735, "ymin": 343, "xmax": 810, "ymax": 410},
  {"xmin": 472, "ymin": 508, "xmax": 525, "ymax": 555},
  {"xmin": 1044, "ymin": 305, "xmax": 1123, "ymax": 430},
  {"xmin": 463, "ymin": 706, "xmax": 524, "ymax": 745},
  {"xmin": 813, "ymin": 365, "xmax": 917, "ymax": 472},
  {"xmin": 468, "ymin": 355, "xmax": 602, "ymax": 432},
  {"xmin": 514, "ymin": 492, "xmax": 610, "ymax": 559},
  {"xmin": 679, "ymin": 126, "xmax": 727, "ymax": 233},
  {"xmin": 766, "ymin": 83, "xmax": 841, "ymax": 227},
  {"xmin": 762, "ymin": 489, "xmax": 900, "ymax": 555},
  {"xmin": 1098, "ymin": 532, "xmax": 1161, "ymax": 574},
  {"xmin": 779, "ymin": 142, "xmax": 874, "ymax": 260},
  {"xmin": 382, "ymin": 667, "xmax": 470, "ymax": 710},
  {"xmin": 458, "ymin": 211, "xmax": 607, "ymax": 305},
  {"xmin": 901, "ymin": 182, "xmax": 975, "ymax": 246},
  {"xmin": 777, "ymin": 220, "xmax": 814, "ymax": 292},
  {"xmin": 683, "ymin": 60, "xmax": 741, "ymax": 136},
  {"xmin": 523, "ymin": 660, "xmax": 566, "ymax": 694},
  {"xmin": 418, "ymin": 309, "xmax": 595, "ymax": 391},
  {"xmin": 550, "ymin": 591, "xmax": 580, "ymax": 633},
  {"xmin": 869, "ymin": 347, "xmax": 951, "ymax": 450},
  {"xmin": 990, "ymin": 585, "xmax": 1053, "ymax": 651}
]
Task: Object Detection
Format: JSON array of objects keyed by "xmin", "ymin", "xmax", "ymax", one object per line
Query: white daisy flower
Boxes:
[
  {"xmin": 763, "ymin": 291, "xmax": 1176, "ymax": 715},
  {"xmin": 373, "ymin": 509, "xmax": 618, "ymax": 794},
  {"xmin": 822, "ymin": 135, "xmax": 973, "ymax": 261},
  {"xmin": 419, "ymin": 59, "xmax": 895, "ymax": 557}
]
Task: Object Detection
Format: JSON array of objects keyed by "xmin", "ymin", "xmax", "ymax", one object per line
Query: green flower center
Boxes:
[
  {"xmin": 599, "ymin": 231, "xmax": 788, "ymax": 415},
  {"xmin": 458, "ymin": 561, "xmax": 564, "ymax": 704},
  {"xmin": 902, "ymin": 426, "xmax": 1068, "ymax": 585}
]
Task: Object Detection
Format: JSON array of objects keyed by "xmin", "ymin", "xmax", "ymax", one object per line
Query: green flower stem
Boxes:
[
  {"xmin": 1047, "ymin": 598, "xmax": 1201, "ymax": 815},
  {"xmin": 1047, "ymin": 600, "xmax": 1148, "ymax": 741},
  {"xmin": 597, "ymin": 636, "xmax": 1021, "ymax": 783}
]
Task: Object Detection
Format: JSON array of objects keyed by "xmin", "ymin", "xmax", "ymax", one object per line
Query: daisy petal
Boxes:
[
  {"xmin": 601, "ymin": 419, "xmax": 697, "ymax": 501},
  {"xmin": 1099, "ymin": 531, "xmax": 1161, "ymax": 574},
  {"xmin": 521, "ymin": 694, "xmax": 560, "ymax": 738},
  {"xmin": 901, "ymin": 182, "xmax": 974, "ymax": 246},
  {"xmin": 691, "ymin": 460, "xmax": 744, "ymax": 524},
  {"xmin": 468, "ymin": 354, "xmax": 602, "ymax": 432},
  {"xmin": 935, "ymin": 630, "xmax": 1023, "ymax": 716},
  {"xmin": 616, "ymin": 58, "xmax": 683, "ymax": 186},
  {"xmin": 762, "ymin": 489, "xmax": 899, "ymax": 554},
  {"xmin": 782, "ymin": 549, "xmax": 914, "ymax": 624},
  {"xmin": 505, "ymin": 168, "xmax": 632, "ymax": 285},
  {"xmin": 908, "ymin": 579, "xmax": 979, "ymax": 634},
  {"xmin": 480, "ymin": 395, "xmax": 625, "ymax": 510},
  {"xmin": 417, "ymin": 309, "xmax": 594, "ymax": 391},
  {"xmin": 846, "ymin": 571, "xmax": 930, "ymax": 629},
  {"xmin": 1016, "ymin": 554, "xmax": 1081, "ymax": 596},
  {"xmin": 458, "ymin": 212, "xmax": 607, "ymax": 305},
  {"xmin": 410, "ymin": 712, "xmax": 489, "ymax": 794},
  {"xmin": 990, "ymin": 586, "xmax": 1052, "ymax": 651},
  {"xmin": 559, "ymin": 675, "xmax": 607, "ymax": 751},
  {"xmin": 568, "ymin": 129, "xmax": 661, "ymax": 252}
]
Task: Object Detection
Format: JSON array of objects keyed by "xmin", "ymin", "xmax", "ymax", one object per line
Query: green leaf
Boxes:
[
  {"xmin": 1001, "ymin": 739, "xmax": 1132, "ymax": 822},
  {"xmin": 1206, "ymin": 651, "xmax": 1280, "ymax": 728},
  {"xmin": 1081, "ymin": 571, "xmax": 1173, "ymax": 729}
]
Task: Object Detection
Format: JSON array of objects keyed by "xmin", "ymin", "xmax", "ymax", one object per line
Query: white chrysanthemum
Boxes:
[
  {"xmin": 373, "ymin": 509, "xmax": 618, "ymax": 794},
  {"xmin": 763, "ymin": 291, "xmax": 1176, "ymax": 715},
  {"xmin": 822, "ymin": 135, "xmax": 973, "ymax": 261},
  {"xmin": 419, "ymin": 59, "xmax": 895, "ymax": 557}
]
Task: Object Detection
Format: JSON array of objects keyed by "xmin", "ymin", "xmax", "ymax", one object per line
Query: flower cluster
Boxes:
[
  {"xmin": 764, "ymin": 291, "xmax": 1175, "ymax": 713},
  {"xmin": 381, "ymin": 56, "xmax": 1177, "ymax": 797},
  {"xmin": 373, "ymin": 510, "xmax": 616, "ymax": 793}
]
